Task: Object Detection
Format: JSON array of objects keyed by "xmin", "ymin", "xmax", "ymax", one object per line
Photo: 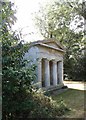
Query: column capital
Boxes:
[
  {"xmin": 59, "ymin": 60, "xmax": 63, "ymax": 62},
  {"xmin": 52, "ymin": 59, "xmax": 57, "ymax": 63},
  {"xmin": 44, "ymin": 58, "xmax": 50, "ymax": 62},
  {"xmin": 38, "ymin": 58, "xmax": 42, "ymax": 63}
]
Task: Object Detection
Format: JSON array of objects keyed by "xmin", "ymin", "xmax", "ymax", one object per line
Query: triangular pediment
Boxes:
[
  {"xmin": 39, "ymin": 38, "xmax": 64, "ymax": 50},
  {"xmin": 30, "ymin": 38, "xmax": 65, "ymax": 52},
  {"xmin": 43, "ymin": 40, "xmax": 63, "ymax": 50},
  {"xmin": 44, "ymin": 42, "xmax": 60, "ymax": 48}
]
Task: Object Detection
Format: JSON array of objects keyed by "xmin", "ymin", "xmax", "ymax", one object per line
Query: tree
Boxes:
[
  {"xmin": 35, "ymin": 0, "xmax": 86, "ymax": 35},
  {"xmin": 2, "ymin": 1, "xmax": 36, "ymax": 119},
  {"xmin": 34, "ymin": 0, "xmax": 86, "ymax": 80},
  {"xmin": 2, "ymin": 1, "xmax": 69, "ymax": 119}
]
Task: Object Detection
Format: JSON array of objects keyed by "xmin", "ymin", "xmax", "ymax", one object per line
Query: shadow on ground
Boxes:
[{"xmin": 50, "ymin": 87, "xmax": 86, "ymax": 118}]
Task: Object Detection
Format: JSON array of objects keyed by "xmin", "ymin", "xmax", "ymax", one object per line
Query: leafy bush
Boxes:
[
  {"xmin": 14, "ymin": 89, "xmax": 69, "ymax": 118},
  {"xmin": 2, "ymin": 1, "xmax": 36, "ymax": 119},
  {"xmin": 2, "ymin": 1, "xmax": 69, "ymax": 119}
]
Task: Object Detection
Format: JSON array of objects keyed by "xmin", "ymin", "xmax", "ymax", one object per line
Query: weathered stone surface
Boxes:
[{"xmin": 24, "ymin": 38, "xmax": 65, "ymax": 90}]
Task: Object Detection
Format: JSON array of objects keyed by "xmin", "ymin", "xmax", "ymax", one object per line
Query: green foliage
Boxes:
[
  {"xmin": 70, "ymin": 50, "xmax": 86, "ymax": 80},
  {"xmin": 34, "ymin": 0, "xmax": 86, "ymax": 80},
  {"xmin": 30, "ymin": 91, "xmax": 69, "ymax": 118},
  {"xmin": 2, "ymin": 1, "xmax": 69, "ymax": 119},
  {"xmin": 15, "ymin": 90, "xmax": 69, "ymax": 118},
  {"xmin": 2, "ymin": 1, "xmax": 36, "ymax": 119},
  {"xmin": 34, "ymin": 0, "xmax": 85, "ymax": 38}
]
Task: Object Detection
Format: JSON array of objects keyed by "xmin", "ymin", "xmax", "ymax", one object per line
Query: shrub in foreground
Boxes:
[{"xmin": 14, "ymin": 89, "xmax": 70, "ymax": 119}]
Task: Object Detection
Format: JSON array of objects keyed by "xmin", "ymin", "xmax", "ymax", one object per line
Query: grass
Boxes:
[{"xmin": 50, "ymin": 88, "xmax": 86, "ymax": 118}]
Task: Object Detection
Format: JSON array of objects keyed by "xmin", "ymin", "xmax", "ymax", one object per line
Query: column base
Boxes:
[
  {"xmin": 42, "ymin": 83, "xmax": 65, "ymax": 91},
  {"xmin": 47, "ymin": 85, "xmax": 68, "ymax": 95}
]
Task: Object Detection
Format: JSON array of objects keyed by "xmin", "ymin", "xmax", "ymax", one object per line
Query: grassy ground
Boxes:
[{"xmin": 50, "ymin": 88, "xmax": 86, "ymax": 118}]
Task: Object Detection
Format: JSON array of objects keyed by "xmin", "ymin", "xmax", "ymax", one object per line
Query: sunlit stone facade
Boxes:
[{"xmin": 24, "ymin": 39, "xmax": 65, "ymax": 90}]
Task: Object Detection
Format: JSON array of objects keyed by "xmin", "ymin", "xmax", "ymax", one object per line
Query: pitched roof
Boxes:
[{"xmin": 30, "ymin": 38, "xmax": 65, "ymax": 52}]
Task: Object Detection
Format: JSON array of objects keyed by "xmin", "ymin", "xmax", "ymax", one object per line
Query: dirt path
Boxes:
[{"xmin": 64, "ymin": 81, "xmax": 86, "ymax": 90}]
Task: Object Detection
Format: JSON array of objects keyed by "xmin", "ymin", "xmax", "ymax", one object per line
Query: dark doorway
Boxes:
[
  {"xmin": 49, "ymin": 61, "xmax": 53, "ymax": 85},
  {"xmin": 57, "ymin": 62, "xmax": 59, "ymax": 84},
  {"xmin": 42, "ymin": 59, "xmax": 45, "ymax": 87}
]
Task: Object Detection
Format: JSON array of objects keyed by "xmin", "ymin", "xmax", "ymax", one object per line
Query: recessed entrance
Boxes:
[
  {"xmin": 49, "ymin": 61, "xmax": 53, "ymax": 85},
  {"xmin": 42, "ymin": 58, "xmax": 45, "ymax": 87}
]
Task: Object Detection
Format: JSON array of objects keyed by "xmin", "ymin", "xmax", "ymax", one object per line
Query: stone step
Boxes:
[{"xmin": 49, "ymin": 86, "xmax": 68, "ymax": 95}]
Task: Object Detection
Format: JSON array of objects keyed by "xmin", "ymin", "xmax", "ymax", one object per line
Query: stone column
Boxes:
[
  {"xmin": 58, "ymin": 61, "xmax": 63, "ymax": 84},
  {"xmin": 38, "ymin": 59, "xmax": 42, "ymax": 88},
  {"xmin": 44, "ymin": 59, "xmax": 50, "ymax": 87},
  {"xmin": 52, "ymin": 60, "xmax": 57, "ymax": 86}
]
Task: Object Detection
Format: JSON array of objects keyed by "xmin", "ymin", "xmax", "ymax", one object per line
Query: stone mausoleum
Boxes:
[{"xmin": 24, "ymin": 38, "xmax": 65, "ymax": 90}]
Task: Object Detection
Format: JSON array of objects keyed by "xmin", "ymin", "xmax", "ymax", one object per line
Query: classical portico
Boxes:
[
  {"xmin": 38, "ymin": 58, "xmax": 63, "ymax": 88},
  {"xmin": 24, "ymin": 38, "xmax": 65, "ymax": 90}
]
